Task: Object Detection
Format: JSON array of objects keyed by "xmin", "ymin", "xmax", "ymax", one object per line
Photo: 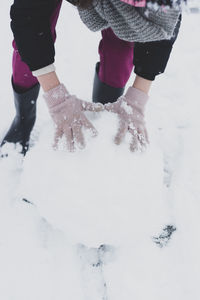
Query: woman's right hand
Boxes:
[{"xmin": 44, "ymin": 84, "xmax": 104, "ymax": 151}]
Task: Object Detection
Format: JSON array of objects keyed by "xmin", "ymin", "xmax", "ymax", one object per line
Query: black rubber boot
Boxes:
[
  {"xmin": 1, "ymin": 82, "xmax": 40, "ymax": 155},
  {"xmin": 92, "ymin": 62, "xmax": 125, "ymax": 104}
]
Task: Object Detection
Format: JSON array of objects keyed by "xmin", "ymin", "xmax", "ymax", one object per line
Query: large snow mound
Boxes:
[{"xmin": 19, "ymin": 112, "xmax": 169, "ymax": 247}]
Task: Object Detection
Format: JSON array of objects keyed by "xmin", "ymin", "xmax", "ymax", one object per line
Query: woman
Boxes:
[{"xmin": 1, "ymin": 0, "xmax": 182, "ymax": 154}]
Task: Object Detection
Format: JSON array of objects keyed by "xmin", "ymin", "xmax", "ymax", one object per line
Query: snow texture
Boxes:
[{"xmin": 0, "ymin": 1, "xmax": 200, "ymax": 300}]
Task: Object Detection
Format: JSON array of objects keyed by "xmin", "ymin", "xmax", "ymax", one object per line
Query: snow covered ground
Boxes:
[{"xmin": 0, "ymin": 1, "xmax": 200, "ymax": 300}]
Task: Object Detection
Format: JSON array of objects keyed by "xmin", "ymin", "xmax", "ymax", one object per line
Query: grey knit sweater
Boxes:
[{"xmin": 78, "ymin": 0, "xmax": 181, "ymax": 42}]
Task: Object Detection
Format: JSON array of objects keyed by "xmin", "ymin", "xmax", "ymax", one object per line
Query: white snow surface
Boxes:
[
  {"xmin": 19, "ymin": 112, "xmax": 167, "ymax": 247},
  {"xmin": 1, "ymin": 2, "xmax": 200, "ymax": 300}
]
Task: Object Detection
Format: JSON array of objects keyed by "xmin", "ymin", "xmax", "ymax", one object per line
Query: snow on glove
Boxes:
[
  {"xmin": 105, "ymin": 87, "xmax": 149, "ymax": 152},
  {"xmin": 44, "ymin": 84, "xmax": 104, "ymax": 151}
]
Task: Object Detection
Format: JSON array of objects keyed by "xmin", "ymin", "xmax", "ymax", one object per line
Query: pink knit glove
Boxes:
[
  {"xmin": 105, "ymin": 87, "xmax": 149, "ymax": 152},
  {"xmin": 44, "ymin": 84, "xmax": 104, "ymax": 151}
]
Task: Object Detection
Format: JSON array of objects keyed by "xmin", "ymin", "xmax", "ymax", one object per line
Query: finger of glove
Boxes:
[
  {"xmin": 82, "ymin": 101, "xmax": 104, "ymax": 112},
  {"xmin": 130, "ymin": 135, "xmax": 139, "ymax": 152},
  {"xmin": 64, "ymin": 126, "xmax": 75, "ymax": 152},
  {"xmin": 53, "ymin": 127, "xmax": 63, "ymax": 149},
  {"xmin": 129, "ymin": 127, "xmax": 139, "ymax": 152},
  {"xmin": 137, "ymin": 129, "xmax": 147, "ymax": 147},
  {"xmin": 137, "ymin": 127, "xmax": 149, "ymax": 148},
  {"xmin": 72, "ymin": 122, "xmax": 85, "ymax": 149},
  {"xmin": 104, "ymin": 102, "xmax": 116, "ymax": 113},
  {"xmin": 114, "ymin": 120, "xmax": 128, "ymax": 145},
  {"xmin": 81, "ymin": 114, "xmax": 98, "ymax": 137}
]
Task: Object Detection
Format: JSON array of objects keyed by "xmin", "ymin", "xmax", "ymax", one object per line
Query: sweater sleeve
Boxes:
[
  {"xmin": 78, "ymin": 3, "xmax": 109, "ymax": 32},
  {"xmin": 133, "ymin": 14, "xmax": 181, "ymax": 80},
  {"xmin": 10, "ymin": 0, "xmax": 57, "ymax": 72}
]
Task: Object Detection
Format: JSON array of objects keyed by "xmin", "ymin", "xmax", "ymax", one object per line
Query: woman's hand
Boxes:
[
  {"xmin": 44, "ymin": 84, "xmax": 104, "ymax": 151},
  {"xmin": 105, "ymin": 87, "xmax": 149, "ymax": 152}
]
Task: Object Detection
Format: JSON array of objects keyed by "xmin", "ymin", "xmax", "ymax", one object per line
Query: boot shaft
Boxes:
[
  {"xmin": 1, "ymin": 82, "xmax": 40, "ymax": 155},
  {"xmin": 13, "ymin": 82, "xmax": 40, "ymax": 119}
]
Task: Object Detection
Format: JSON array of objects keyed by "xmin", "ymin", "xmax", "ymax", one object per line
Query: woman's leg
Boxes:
[
  {"xmin": 93, "ymin": 28, "xmax": 134, "ymax": 103},
  {"xmin": 98, "ymin": 28, "xmax": 134, "ymax": 89},
  {"xmin": 1, "ymin": 1, "xmax": 63, "ymax": 154},
  {"xmin": 12, "ymin": 0, "xmax": 63, "ymax": 92}
]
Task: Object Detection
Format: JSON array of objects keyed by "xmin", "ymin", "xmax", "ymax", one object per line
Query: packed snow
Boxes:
[{"xmin": 0, "ymin": 1, "xmax": 200, "ymax": 300}]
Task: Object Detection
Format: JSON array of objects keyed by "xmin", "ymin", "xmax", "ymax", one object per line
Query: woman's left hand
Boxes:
[{"xmin": 105, "ymin": 86, "xmax": 149, "ymax": 152}]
